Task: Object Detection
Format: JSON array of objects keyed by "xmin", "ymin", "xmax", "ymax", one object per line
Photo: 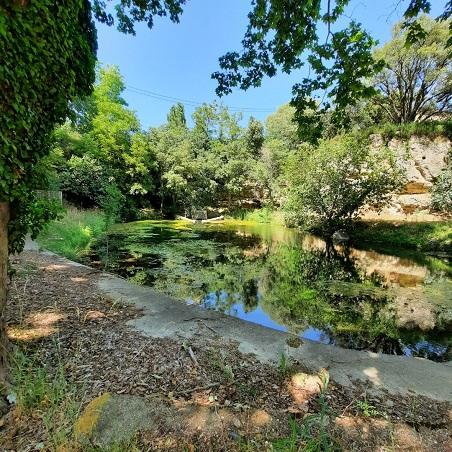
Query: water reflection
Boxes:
[{"xmin": 91, "ymin": 221, "xmax": 452, "ymax": 362}]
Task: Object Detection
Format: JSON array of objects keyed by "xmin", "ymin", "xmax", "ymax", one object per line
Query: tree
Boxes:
[
  {"xmin": 245, "ymin": 117, "xmax": 264, "ymax": 156},
  {"xmin": 167, "ymin": 103, "xmax": 187, "ymax": 129},
  {"xmin": 212, "ymin": 1, "xmax": 451, "ymax": 140},
  {"xmin": 86, "ymin": 66, "xmax": 159, "ymax": 217},
  {"xmin": 61, "ymin": 155, "xmax": 108, "ymax": 207},
  {"xmin": 265, "ymin": 104, "xmax": 300, "ymax": 149},
  {"xmin": 0, "ymin": 0, "xmax": 96, "ymax": 382},
  {"xmin": 256, "ymin": 138, "xmax": 290, "ymax": 204},
  {"xmin": 374, "ymin": 16, "xmax": 451, "ymax": 123},
  {"xmin": 284, "ymin": 134, "xmax": 405, "ymax": 234},
  {"xmin": 0, "ymin": 0, "xmax": 186, "ymax": 383}
]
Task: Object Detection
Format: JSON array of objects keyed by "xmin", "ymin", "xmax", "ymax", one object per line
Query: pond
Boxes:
[{"xmin": 90, "ymin": 220, "xmax": 452, "ymax": 362}]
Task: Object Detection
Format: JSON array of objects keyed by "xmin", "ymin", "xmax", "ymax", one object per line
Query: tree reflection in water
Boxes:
[{"xmin": 91, "ymin": 221, "xmax": 452, "ymax": 361}]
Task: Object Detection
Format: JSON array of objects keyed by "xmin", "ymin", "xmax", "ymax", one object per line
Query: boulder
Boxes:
[{"xmin": 74, "ymin": 393, "xmax": 172, "ymax": 447}]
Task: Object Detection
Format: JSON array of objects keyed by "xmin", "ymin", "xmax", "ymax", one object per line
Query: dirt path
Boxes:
[{"xmin": 1, "ymin": 250, "xmax": 451, "ymax": 451}]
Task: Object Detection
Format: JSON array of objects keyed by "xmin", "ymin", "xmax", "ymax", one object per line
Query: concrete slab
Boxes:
[{"xmin": 96, "ymin": 272, "xmax": 452, "ymax": 403}]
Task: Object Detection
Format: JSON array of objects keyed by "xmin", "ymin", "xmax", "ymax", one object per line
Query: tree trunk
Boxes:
[{"xmin": 0, "ymin": 202, "xmax": 9, "ymax": 386}]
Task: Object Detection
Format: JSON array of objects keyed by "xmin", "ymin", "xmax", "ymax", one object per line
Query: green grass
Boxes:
[
  {"xmin": 352, "ymin": 221, "xmax": 452, "ymax": 253},
  {"xmin": 37, "ymin": 207, "xmax": 106, "ymax": 260},
  {"xmin": 226, "ymin": 207, "xmax": 282, "ymax": 224},
  {"xmin": 11, "ymin": 348, "xmax": 82, "ymax": 449},
  {"xmin": 271, "ymin": 372, "xmax": 338, "ymax": 452},
  {"xmin": 365, "ymin": 120, "xmax": 452, "ymax": 140}
]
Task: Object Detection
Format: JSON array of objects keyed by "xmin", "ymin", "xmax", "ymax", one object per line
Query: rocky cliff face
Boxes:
[{"xmin": 368, "ymin": 134, "xmax": 450, "ymax": 218}]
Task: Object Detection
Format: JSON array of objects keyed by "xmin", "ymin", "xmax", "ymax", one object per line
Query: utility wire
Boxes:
[{"xmin": 126, "ymin": 85, "xmax": 275, "ymax": 113}]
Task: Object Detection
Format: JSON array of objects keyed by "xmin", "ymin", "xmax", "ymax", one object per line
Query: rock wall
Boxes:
[{"xmin": 367, "ymin": 134, "xmax": 450, "ymax": 219}]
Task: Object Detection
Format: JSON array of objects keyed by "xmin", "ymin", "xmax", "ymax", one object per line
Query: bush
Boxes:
[
  {"xmin": 228, "ymin": 207, "xmax": 274, "ymax": 223},
  {"xmin": 432, "ymin": 166, "xmax": 452, "ymax": 213},
  {"xmin": 284, "ymin": 134, "xmax": 405, "ymax": 234},
  {"xmin": 61, "ymin": 155, "xmax": 108, "ymax": 207}
]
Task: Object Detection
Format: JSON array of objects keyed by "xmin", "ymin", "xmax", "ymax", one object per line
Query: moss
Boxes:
[{"xmin": 74, "ymin": 393, "xmax": 112, "ymax": 437}]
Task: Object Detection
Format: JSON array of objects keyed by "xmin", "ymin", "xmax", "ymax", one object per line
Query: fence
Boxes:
[{"xmin": 35, "ymin": 190, "xmax": 63, "ymax": 205}]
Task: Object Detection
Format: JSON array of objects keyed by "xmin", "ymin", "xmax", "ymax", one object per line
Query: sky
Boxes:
[{"xmin": 96, "ymin": 0, "xmax": 444, "ymax": 129}]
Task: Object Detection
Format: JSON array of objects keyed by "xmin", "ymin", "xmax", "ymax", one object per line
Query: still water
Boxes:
[{"xmin": 90, "ymin": 220, "xmax": 452, "ymax": 362}]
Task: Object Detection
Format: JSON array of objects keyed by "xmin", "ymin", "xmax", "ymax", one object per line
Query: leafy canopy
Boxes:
[
  {"xmin": 212, "ymin": 0, "xmax": 451, "ymax": 141},
  {"xmin": 374, "ymin": 16, "xmax": 452, "ymax": 123}
]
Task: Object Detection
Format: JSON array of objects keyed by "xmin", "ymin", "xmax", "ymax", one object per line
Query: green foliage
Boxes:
[
  {"xmin": 8, "ymin": 197, "xmax": 64, "ymax": 254},
  {"xmin": 373, "ymin": 16, "xmax": 451, "ymax": 123},
  {"xmin": 92, "ymin": 0, "xmax": 186, "ymax": 35},
  {"xmin": 213, "ymin": 2, "xmax": 449, "ymax": 140},
  {"xmin": 151, "ymin": 101, "xmax": 258, "ymax": 213},
  {"xmin": 1, "ymin": 0, "xmax": 96, "ymax": 253},
  {"xmin": 167, "ymin": 102, "xmax": 187, "ymax": 129},
  {"xmin": 37, "ymin": 208, "xmax": 106, "ymax": 260},
  {"xmin": 245, "ymin": 116, "xmax": 264, "ymax": 156},
  {"xmin": 432, "ymin": 166, "xmax": 452, "ymax": 213},
  {"xmin": 227, "ymin": 207, "xmax": 275, "ymax": 224},
  {"xmin": 284, "ymin": 134, "xmax": 405, "ymax": 233},
  {"xmin": 356, "ymin": 395, "xmax": 384, "ymax": 418},
  {"xmin": 61, "ymin": 155, "xmax": 108, "ymax": 206},
  {"xmin": 265, "ymin": 104, "xmax": 300, "ymax": 149},
  {"xmin": 100, "ymin": 184, "xmax": 124, "ymax": 229},
  {"xmin": 53, "ymin": 66, "xmax": 158, "ymax": 215}
]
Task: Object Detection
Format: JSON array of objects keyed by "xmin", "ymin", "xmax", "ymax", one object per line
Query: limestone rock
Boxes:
[
  {"xmin": 368, "ymin": 135, "xmax": 450, "ymax": 216},
  {"xmin": 389, "ymin": 136, "xmax": 450, "ymax": 194},
  {"xmin": 398, "ymin": 193, "xmax": 432, "ymax": 214},
  {"xmin": 74, "ymin": 393, "xmax": 169, "ymax": 447}
]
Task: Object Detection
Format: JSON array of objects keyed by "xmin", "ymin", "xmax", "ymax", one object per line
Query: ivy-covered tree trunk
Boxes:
[{"xmin": 0, "ymin": 202, "xmax": 10, "ymax": 384}]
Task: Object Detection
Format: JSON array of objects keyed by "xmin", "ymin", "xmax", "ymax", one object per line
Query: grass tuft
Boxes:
[
  {"xmin": 37, "ymin": 207, "xmax": 106, "ymax": 260},
  {"xmin": 11, "ymin": 348, "xmax": 82, "ymax": 449}
]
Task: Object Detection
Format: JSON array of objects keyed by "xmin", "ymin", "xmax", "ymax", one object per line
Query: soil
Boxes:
[{"xmin": 1, "ymin": 251, "xmax": 451, "ymax": 451}]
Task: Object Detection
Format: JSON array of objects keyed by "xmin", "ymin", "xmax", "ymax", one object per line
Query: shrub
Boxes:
[
  {"xmin": 61, "ymin": 155, "xmax": 108, "ymax": 207},
  {"xmin": 432, "ymin": 165, "xmax": 452, "ymax": 213},
  {"xmin": 284, "ymin": 134, "xmax": 404, "ymax": 234}
]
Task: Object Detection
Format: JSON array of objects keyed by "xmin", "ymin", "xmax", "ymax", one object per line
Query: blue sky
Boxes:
[{"xmin": 96, "ymin": 0, "xmax": 443, "ymax": 129}]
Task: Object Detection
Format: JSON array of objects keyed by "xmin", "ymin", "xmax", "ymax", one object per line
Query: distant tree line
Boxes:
[{"xmin": 43, "ymin": 17, "xmax": 449, "ymax": 229}]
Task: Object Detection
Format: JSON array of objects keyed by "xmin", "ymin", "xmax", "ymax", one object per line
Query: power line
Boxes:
[{"xmin": 125, "ymin": 85, "xmax": 276, "ymax": 113}]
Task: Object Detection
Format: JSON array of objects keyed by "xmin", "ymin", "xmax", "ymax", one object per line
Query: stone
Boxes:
[
  {"xmin": 74, "ymin": 393, "xmax": 165, "ymax": 447},
  {"xmin": 398, "ymin": 193, "xmax": 431, "ymax": 214},
  {"xmin": 288, "ymin": 372, "xmax": 323, "ymax": 405}
]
